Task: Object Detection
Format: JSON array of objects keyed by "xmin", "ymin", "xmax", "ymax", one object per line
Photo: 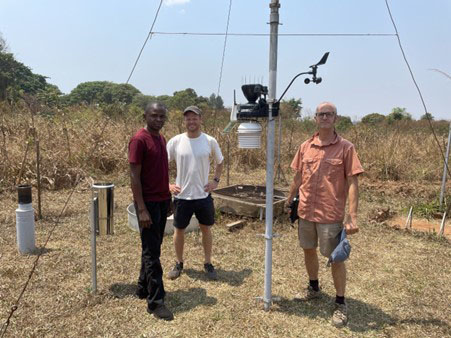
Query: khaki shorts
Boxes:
[{"xmin": 298, "ymin": 218, "xmax": 343, "ymax": 257}]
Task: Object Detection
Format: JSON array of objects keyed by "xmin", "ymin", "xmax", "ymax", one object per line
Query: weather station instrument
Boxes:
[{"xmin": 225, "ymin": 52, "xmax": 330, "ymax": 148}]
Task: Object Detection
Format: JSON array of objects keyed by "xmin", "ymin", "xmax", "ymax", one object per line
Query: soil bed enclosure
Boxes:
[{"xmin": 212, "ymin": 184, "xmax": 287, "ymax": 218}]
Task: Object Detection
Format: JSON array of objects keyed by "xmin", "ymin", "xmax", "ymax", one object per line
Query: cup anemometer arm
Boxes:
[{"xmin": 276, "ymin": 52, "xmax": 329, "ymax": 104}]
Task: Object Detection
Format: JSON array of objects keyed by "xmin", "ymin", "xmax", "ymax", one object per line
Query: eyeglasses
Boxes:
[{"xmin": 315, "ymin": 112, "xmax": 335, "ymax": 118}]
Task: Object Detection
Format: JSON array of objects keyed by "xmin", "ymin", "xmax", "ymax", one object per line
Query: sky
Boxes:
[{"xmin": 0, "ymin": 0, "xmax": 450, "ymax": 120}]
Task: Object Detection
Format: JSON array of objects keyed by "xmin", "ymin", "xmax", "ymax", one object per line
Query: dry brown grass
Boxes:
[
  {"xmin": 2, "ymin": 102, "xmax": 449, "ymax": 194},
  {"xmin": 1, "ymin": 102, "xmax": 450, "ymax": 337},
  {"xmin": 1, "ymin": 172, "xmax": 450, "ymax": 337}
]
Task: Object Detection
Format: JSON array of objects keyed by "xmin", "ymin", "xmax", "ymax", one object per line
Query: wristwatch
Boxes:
[{"xmin": 213, "ymin": 177, "xmax": 220, "ymax": 183}]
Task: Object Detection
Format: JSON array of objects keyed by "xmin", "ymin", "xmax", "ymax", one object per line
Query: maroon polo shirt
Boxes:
[{"xmin": 128, "ymin": 128, "xmax": 170, "ymax": 202}]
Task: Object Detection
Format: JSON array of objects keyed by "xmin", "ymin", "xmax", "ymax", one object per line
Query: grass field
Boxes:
[{"xmin": 1, "ymin": 171, "xmax": 450, "ymax": 337}]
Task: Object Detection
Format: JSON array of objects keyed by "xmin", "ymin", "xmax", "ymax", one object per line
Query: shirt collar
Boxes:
[{"xmin": 310, "ymin": 131, "xmax": 340, "ymax": 147}]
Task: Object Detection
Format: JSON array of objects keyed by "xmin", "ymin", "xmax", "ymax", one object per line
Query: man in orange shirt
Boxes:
[{"xmin": 285, "ymin": 102, "xmax": 364, "ymax": 328}]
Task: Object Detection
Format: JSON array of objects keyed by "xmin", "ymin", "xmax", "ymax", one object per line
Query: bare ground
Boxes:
[{"xmin": 1, "ymin": 173, "xmax": 450, "ymax": 337}]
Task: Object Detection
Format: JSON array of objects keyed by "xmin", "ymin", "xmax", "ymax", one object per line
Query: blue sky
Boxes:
[{"xmin": 1, "ymin": 0, "xmax": 450, "ymax": 120}]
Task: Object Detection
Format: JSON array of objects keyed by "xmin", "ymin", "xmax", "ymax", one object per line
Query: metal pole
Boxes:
[
  {"xmin": 91, "ymin": 194, "xmax": 98, "ymax": 293},
  {"xmin": 276, "ymin": 113, "xmax": 282, "ymax": 181},
  {"xmin": 263, "ymin": 0, "xmax": 279, "ymax": 311},
  {"xmin": 439, "ymin": 122, "xmax": 451, "ymax": 209}
]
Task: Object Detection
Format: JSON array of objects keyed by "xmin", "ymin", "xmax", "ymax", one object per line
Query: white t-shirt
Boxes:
[{"xmin": 167, "ymin": 132, "xmax": 224, "ymax": 200}]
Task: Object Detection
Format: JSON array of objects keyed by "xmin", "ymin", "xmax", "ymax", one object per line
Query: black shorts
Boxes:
[{"xmin": 173, "ymin": 195, "xmax": 215, "ymax": 229}]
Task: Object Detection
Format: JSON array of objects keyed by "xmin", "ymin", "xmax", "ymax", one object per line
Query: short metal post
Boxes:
[{"xmin": 91, "ymin": 194, "xmax": 98, "ymax": 293}]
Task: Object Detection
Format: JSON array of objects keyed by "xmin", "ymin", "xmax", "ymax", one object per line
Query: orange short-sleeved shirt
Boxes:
[{"xmin": 290, "ymin": 132, "xmax": 364, "ymax": 223}]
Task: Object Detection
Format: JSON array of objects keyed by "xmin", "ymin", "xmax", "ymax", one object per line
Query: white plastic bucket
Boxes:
[
  {"xmin": 237, "ymin": 122, "xmax": 262, "ymax": 148},
  {"xmin": 127, "ymin": 204, "xmax": 199, "ymax": 235}
]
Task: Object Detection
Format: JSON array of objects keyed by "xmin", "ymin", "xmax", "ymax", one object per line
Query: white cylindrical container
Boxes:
[
  {"xmin": 127, "ymin": 203, "xmax": 198, "ymax": 235},
  {"xmin": 237, "ymin": 122, "xmax": 262, "ymax": 149},
  {"xmin": 16, "ymin": 185, "xmax": 36, "ymax": 254}
]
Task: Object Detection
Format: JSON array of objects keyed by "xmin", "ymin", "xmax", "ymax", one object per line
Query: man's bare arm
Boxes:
[
  {"xmin": 168, "ymin": 158, "xmax": 181, "ymax": 195},
  {"xmin": 214, "ymin": 161, "xmax": 224, "ymax": 181},
  {"xmin": 204, "ymin": 161, "xmax": 224, "ymax": 192},
  {"xmin": 345, "ymin": 175, "xmax": 359, "ymax": 235},
  {"xmin": 285, "ymin": 171, "xmax": 302, "ymax": 209},
  {"xmin": 130, "ymin": 163, "xmax": 152, "ymax": 228}
]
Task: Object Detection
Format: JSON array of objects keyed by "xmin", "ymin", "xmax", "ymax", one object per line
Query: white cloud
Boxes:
[{"xmin": 164, "ymin": 0, "xmax": 190, "ymax": 6}]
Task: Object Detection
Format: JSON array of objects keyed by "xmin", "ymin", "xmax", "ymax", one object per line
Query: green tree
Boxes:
[
  {"xmin": 155, "ymin": 95, "xmax": 173, "ymax": 108},
  {"xmin": 387, "ymin": 107, "xmax": 412, "ymax": 123},
  {"xmin": 131, "ymin": 93, "xmax": 158, "ymax": 110},
  {"xmin": 170, "ymin": 88, "xmax": 198, "ymax": 111},
  {"xmin": 67, "ymin": 81, "xmax": 107, "ymax": 105},
  {"xmin": 299, "ymin": 117, "xmax": 317, "ymax": 134},
  {"xmin": 168, "ymin": 88, "xmax": 209, "ymax": 111},
  {"xmin": 280, "ymin": 98, "xmax": 302, "ymax": 119},
  {"xmin": 335, "ymin": 115, "xmax": 353, "ymax": 132},
  {"xmin": 0, "ymin": 45, "xmax": 60, "ymax": 103},
  {"xmin": 0, "ymin": 33, "xmax": 6, "ymax": 52},
  {"xmin": 37, "ymin": 84, "xmax": 63, "ymax": 108},
  {"xmin": 361, "ymin": 113, "xmax": 386, "ymax": 125},
  {"xmin": 208, "ymin": 93, "xmax": 224, "ymax": 109},
  {"xmin": 110, "ymin": 83, "xmax": 141, "ymax": 104},
  {"xmin": 420, "ymin": 112, "xmax": 434, "ymax": 121},
  {"xmin": 67, "ymin": 81, "xmax": 141, "ymax": 105}
]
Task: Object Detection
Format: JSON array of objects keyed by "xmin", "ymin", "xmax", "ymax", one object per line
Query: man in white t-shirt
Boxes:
[{"xmin": 166, "ymin": 105, "xmax": 224, "ymax": 280}]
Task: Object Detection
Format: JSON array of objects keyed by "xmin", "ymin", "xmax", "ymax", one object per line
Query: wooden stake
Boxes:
[
  {"xmin": 35, "ymin": 137, "xmax": 42, "ymax": 219},
  {"xmin": 62, "ymin": 123, "xmax": 71, "ymax": 159},
  {"xmin": 27, "ymin": 97, "xmax": 42, "ymax": 220},
  {"xmin": 227, "ymin": 136, "xmax": 230, "ymax": 186},
  {"xmin": 288, "ymin": 120, "xmax": 294, "ymax": 155},
  {"xmin": 405, "ymin": 206, "xmax": 413, "ymax": 229},
  {"xmin": 226, "ymin": 220, "xmax": 246, "ymax": 232},
  {"xmin": 439, "ymin": 212, "xmax": 446, "ymax": 237},
  {"xmin": 0, "ymin": 116, "xmax": 9, "ymax": 174},
  {"xmin": 16, "ymin": 128, "xmax": 31, "ymax": 186}
]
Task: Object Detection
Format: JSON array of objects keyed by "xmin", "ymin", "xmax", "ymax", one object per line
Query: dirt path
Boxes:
[{"xmin": 388, "ymin": 216, "xmax": 451, "ymax": 239}]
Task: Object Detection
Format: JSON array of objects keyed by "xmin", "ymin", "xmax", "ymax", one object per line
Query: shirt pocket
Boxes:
[
  {"xmin": 302, "ymin": 158, "xmax": 318, "ymax": 178},
  {"xmin": 323, "ymin": 158, "xmax": 344, "ymax": 179}
]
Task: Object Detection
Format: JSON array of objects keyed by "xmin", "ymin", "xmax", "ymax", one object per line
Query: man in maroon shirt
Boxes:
[{"xmin": 128, "ymin": 102, "xmax": 173, "ymax": 321}]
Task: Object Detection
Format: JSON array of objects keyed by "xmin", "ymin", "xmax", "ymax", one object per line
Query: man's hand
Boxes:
[
  {"xmin": 344, "ymin": 216, "xmax": 359, "ymax": 235},
  {"xmin": 169, "ymin": 184, "xmax": 181, "ymax": 195},
  {"xmin": 204, "ymin": 181, "xmax": 218, "ymax": 193},
  {"xmin": 284, "ymin": 199, "xmax": 292, "ymax": 213},
  {"xmin": 138, "ymin": 208, "xmax": 152, "ymax": 228}
]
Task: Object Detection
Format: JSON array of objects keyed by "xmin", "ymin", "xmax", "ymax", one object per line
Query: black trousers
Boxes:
[{"xmin": 136, "ymin": 199, "xmax": 169, "ymax": 308}]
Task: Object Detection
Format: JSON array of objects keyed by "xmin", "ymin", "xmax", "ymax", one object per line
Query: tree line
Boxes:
[
  {"xmin": 0, "ymin": 33, "xmax": 439, "ymax": 125},
  {"xmin": 0, "ymin": 33, "xmax": 226, "ymax": 116}
]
